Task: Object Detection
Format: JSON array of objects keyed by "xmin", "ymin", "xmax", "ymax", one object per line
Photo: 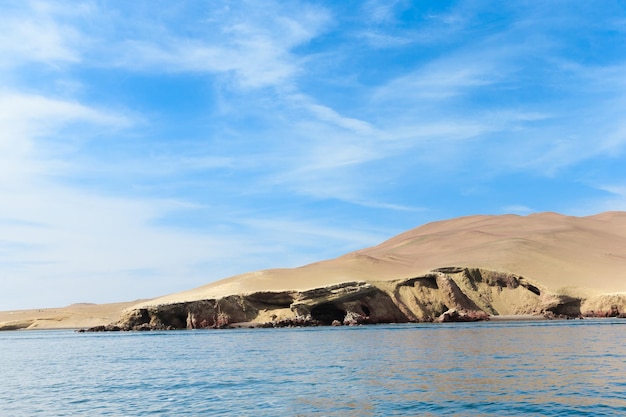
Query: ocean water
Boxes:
[{"xmin": 1, "ymin": 320, "xmax": 625, "ymax": 416}]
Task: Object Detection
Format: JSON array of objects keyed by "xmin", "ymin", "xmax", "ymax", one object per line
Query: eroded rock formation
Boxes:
[{"xmin": 85, "ymin": 267, "xmax": 626, "ymax": 331}]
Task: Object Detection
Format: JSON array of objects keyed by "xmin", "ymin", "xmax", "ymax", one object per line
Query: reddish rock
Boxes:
[{"xmin": 435, "ymin": 309, "xmax": 489, "ymax": 323}]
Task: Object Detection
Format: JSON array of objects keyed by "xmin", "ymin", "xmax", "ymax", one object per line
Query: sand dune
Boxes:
[{"xmin": 140, "ymin": 211, "xmax": 626, "ymax": 307}]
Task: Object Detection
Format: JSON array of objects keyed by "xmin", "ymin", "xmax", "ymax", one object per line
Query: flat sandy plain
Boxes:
[
  {"xmin": 3, "ymin": 212, "xmax": 626, "ymax": 329},
  {"xmin": 0, "ymin": 301, "xmax": 148, "ymax": 330}
]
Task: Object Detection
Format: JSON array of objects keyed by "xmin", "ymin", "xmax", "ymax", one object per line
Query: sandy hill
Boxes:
[{"xmin": 142, "ymin": 211, "xmax": 626, "ymax": 307}]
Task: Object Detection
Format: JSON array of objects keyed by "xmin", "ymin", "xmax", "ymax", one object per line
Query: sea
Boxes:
[{"xmin": 1, "ymin": 319, "xmax": 625, "ymax": 416}]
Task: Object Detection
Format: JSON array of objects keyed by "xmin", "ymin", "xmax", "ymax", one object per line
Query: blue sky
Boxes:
[{"xmin": 2, "ymin": 1, "xmax": 626, "ymax": 309}]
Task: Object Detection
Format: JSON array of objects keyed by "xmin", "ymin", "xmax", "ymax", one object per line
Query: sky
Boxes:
[{"xmin": 1, "ymin": 0, "xmax": 626, "ymax": 310}]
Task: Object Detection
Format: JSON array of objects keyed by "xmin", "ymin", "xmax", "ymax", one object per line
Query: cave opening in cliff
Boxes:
[
  {"xmin": 156, "ymin": 308, "xmax": 188, "ymax": 330},
  {"xmin": 310, "ymin": 303, "xmax": 346, "ymax": 325}
]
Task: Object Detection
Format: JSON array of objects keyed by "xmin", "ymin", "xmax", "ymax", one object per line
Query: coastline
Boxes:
[
  {"xmin": 3, "ymin": 310, "xmax": 624, "ymax": 332},
  {"xmin": 488, "ymin": 314, "xmax": 548, "ymax": 322},
  {"xmin": 0, "ymin": 300, "xmax": 148, "ymax": 331}
]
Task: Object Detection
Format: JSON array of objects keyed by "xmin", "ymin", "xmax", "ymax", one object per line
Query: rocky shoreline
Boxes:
[{"xmin": 82, "ymin": 267, "xmax": 626, "ymax": 332}]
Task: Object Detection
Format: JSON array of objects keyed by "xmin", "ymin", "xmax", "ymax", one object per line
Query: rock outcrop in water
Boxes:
[{"xmin": 91, "ymin": 267, "xmax": 625, "ymax": 331}]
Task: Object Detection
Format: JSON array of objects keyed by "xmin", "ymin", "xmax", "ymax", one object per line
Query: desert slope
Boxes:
[
  {"xmin": 110, "ymin": 212, "xmax": 626, "ymax": 330},
  {"xmin": 361, "ymin": 211, "xmax": 626, "ymax": 295},
  {"xmin": 138, "ymin": 211, "xmax": 626, "ymax": 307}
]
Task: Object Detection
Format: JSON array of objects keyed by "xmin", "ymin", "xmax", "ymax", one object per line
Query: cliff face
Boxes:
[{"xmin": 97, "ymin": 267, "xmax": 625, "ymax": 331}]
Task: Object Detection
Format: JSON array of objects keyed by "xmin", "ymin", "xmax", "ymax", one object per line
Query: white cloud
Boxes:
[
  {"xmin": 0, "ymin": 91, "xmax": 130, "ymax": 185},
  {"xmin": 306, "ymin": 102, "xmax": 375, "ymax": 134},
  {"xmin": 0, "ymin": 19, "xmax": 78, "ymax": 65},
  {"xmin": 114, "ymin": 38, "xmax": 298, "ymax": 88},
  {"xmin": 0, "ymin": 1, "xmax": 88, "ymax": 68},
  {"xmin": 502, "ymin": 205, "xmax": 535, "ymax": 215},
  {"xmin": 352, "ymin": 200, "xmax": 425, "ymax": 212},
  {"xmin": 103, "ymin": 1, "xmax": 330, "ymax": 89},
  {"xmin": 356, "ymin": 1, "xmax": 472, "ymax": 49},
  {"xmin": 374, "ymin": 52, "xmax": 510, "ymax": 104},
  {"xmin": 569, "ymin": 184, "xmax": 626, "ymax": 215},
  {"xmin": 597, "ymin": 185, "xmax": 626, "ymax": 197},
  {"xmin": 361, "ymin": 0, "xmax": 408, "ymax": 24},
  {"xmin": 0, "ymin": 185, "xmax": 239, "ymax": 308},
  {"xmin": 0, "ymin": 92, "xmax": 128, "ymax": 132},
  {"xmin": 237, "ymin": 217, "xmax": 390, "ymax": 254}
]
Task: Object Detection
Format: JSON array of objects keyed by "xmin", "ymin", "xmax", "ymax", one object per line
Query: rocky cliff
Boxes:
[{"xmin": 90, "ymin": 267, "xmax": 626, "ymax": 331}]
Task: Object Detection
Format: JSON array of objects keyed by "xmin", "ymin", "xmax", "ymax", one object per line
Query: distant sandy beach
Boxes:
[{"xmin": 0, "ymin": 301, "xmax": 147, "ymax": 330}]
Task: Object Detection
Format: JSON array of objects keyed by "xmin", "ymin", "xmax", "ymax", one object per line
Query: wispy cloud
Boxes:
[
  {"xmin": 0, "ymin": 91, "xmax": 130, "ymax": 182},
  {"xmin": 99, "ymin": 1, "xmax": 330, "ymax": 89},
  {"xmin": 0, "ymin": 5, "xmax": 81, "ymax": 67},
  {"xmin": 357, "ymin": 0, "xmax": 469, "ymax": 48},
  {"xmin": 569, "ymin": 183, "xmax": 626, "ymax": 215},
  {"xmin": 361, "ymin": 0, "xmax": 408, "ymax": 24},
  {"xmin": 502, "ymin": 205, "xmax": 535, "ymax": 215}
]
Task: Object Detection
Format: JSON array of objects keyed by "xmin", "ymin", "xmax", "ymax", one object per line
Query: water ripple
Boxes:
[{"xmin": 1, "ymin": 320, "xmax": 625, "ymax": 416}]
